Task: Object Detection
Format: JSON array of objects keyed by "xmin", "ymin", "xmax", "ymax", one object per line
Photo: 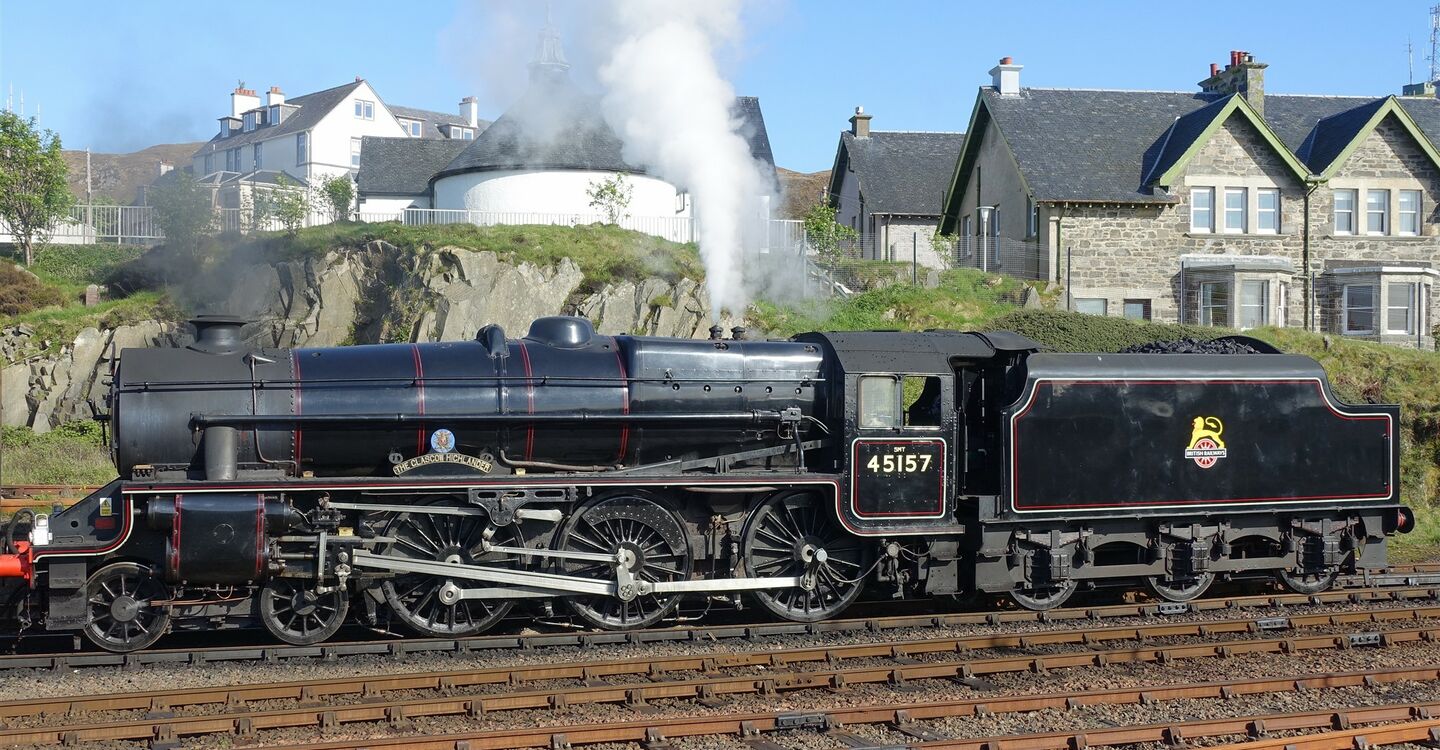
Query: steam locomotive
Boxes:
[{"xmin": 0, "ymin": 316, "xmax": 1410, "ymax": 651}]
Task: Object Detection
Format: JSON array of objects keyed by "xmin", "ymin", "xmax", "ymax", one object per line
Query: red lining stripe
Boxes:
[
  {"xmin": 411, "ymin": 345, "xmax": 426, "ymax": 455},
  {"xmin": 291, "ymin": 352, "xmax": 303, "ymax": 467},
  {"xmin": 613, "ymin": 347, "xmax": 630, "ymax": 463},
  {"xmin": 255, "ymin": 494, "xmax": 265, "ymax": 578},
  {"xmin": 518, "ymin": 343, "xmax": 535, "ymax": 461}
]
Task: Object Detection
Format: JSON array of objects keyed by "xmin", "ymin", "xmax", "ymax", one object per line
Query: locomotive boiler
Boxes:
[{"xmin": 0, "ymin": 316, "xmax": 1411, "ymax": 652}]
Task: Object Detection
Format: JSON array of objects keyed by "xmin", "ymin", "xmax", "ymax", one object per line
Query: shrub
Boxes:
[
  {"xmin": 29, "ymin": 244, "xmax": 144, "ymax": 287},
  {"xmin": 0, "ymin": 422, "xmax": 114, "ymax": 486},
  {"xmin": 0, "ymin": 263, "xmax": 65, "ymax": 315},
  {"xmin": 991, "ymin": 308, "xmax": 1229, "ymax": 353}
]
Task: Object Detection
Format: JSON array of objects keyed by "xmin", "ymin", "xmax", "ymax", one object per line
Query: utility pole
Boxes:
[{"xmin": 86, "ymin": 148, "xmax": 93, "ymax": 230}]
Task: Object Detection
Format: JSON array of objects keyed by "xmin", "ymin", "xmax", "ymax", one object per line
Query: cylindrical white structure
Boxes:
[{"xmin": 433, "ymin": 169, "xmax": 687, "ymax": 218}]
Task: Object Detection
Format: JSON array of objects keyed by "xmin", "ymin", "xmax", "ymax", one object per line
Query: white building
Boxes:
[
  {"xmin": 357, "ymin": 26, "xmax": 777, "ymax": 233},
  {"xmin": 191, "ymin": 78, "xmax": 487, "ymax": 211}
]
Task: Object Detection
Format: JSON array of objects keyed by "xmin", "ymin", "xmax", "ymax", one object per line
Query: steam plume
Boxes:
[{"xmin": 594, "ymin": 0, "xmax": 774, "ymax": 319}]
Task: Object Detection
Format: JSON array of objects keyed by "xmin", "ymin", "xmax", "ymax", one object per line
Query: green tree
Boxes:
[
  {"xmin": 801, "ymin": 202, "xmax": 858, "ymax": 266},
  {"xmin": 271, "ymin": 175, "xmax": 309, "ymax": 235},
  {"xmin": 149, "ymin": 170, "xmax": 214, "ymax": 255},
  {"xmin": 586, "ymin": 172, "xmax": 633, "ymax": 224},
  {"xmin": 320, "ymin": 174, "xmax": 355, "ymax": 223},
  {"xmin": 0, "ymin": 112, "xmax": 73, "ymax": 266},
  {"xmin": 244, "ymin": 187, "xmax": 274, "ymax": 232}
]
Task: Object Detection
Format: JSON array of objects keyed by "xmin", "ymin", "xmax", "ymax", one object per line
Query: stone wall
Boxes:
[{"xmin": 4, "ymin": 241, "xmax": 730, "ymax": 431}]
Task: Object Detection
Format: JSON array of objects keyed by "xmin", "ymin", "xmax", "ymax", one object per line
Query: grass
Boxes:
[
  {"xmin": 26, "ymin": 244, "xmax": 145, "ymax": 293},
  {"xmin": 235, "ymin": 221, "xmax": 705, "ymax": 290},
  {"xmin": 0, "ymin": 422, "xmax": 114, "ymax": 486},
  {"xmin": 6, "ymin": 291, "xmax": 177, "ymax": 356}
]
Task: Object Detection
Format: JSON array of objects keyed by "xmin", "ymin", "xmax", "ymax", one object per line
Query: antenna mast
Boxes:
[{"xmin": 1429, "ymin": 4, "xmax": 1440, "ymax": 83}]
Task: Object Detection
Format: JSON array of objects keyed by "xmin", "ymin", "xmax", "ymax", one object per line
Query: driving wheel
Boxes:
[
  {"xmin": 742, "ymin": 491, "xmax": 869, "ymax": 622},
  {"xmin": 556, "ymin": 494, "xmax": 692, "ymax": 630}
]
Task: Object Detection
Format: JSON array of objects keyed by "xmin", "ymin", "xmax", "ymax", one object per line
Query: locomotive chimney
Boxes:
[
  {"xmin": 708, "ymin": 324, "xmax": 725, "ymax": 340},
  {"xmin": 188, "ymin": 315, "xmax": 246, "ymax": 354},
  {"xmin": 730, "ymin": 326, "xmax": 748, "ymax": 340}
]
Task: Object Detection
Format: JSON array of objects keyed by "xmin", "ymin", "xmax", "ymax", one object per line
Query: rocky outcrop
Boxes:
[{"xmin": 5, "ymin": 241, "xmax": 729, "ymax": 430}]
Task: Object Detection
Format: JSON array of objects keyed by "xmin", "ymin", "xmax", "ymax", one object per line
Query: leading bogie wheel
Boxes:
[
  {"xmin": 556, "ymin": 493, "xmax": 692, "ymax": 630},
  {"xmin": 83, "ymin": 562, "xmax": 171, "ymax": 652},
  {"xmin": 381, "ymin": 500, "xmax": 522, "ymax": 637},
  {"xmin": 259, "ymin": 577, "xmax": 349, "ymax": 645},
  {"xmin": 741, "ymin": 491, "xmax": 869, "ymax": 622}
]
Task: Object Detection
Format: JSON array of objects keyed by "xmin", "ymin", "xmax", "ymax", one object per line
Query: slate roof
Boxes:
[
  {"xmin": 357, "ymin": 137, "xmax": 469, "ymax": 195},
  {"xmin": 388, "ymin": 105, "xmax": 491, "ymax": 140},
  {"xmin": 193, "ymin": 81, "xmax": 364, "ymax": 159},
  {"xmin": 829, "ymin": 130, "xmax": 966, "ymax": 215},
  {"xmin": 949, "ymin": 87, "xmax": 1440, "ymax": 217},
  {"xmin": 434, "ymin": 72, "xmax": 777, "ymax": 186}
]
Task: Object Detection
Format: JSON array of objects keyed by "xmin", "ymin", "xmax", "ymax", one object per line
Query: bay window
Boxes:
[
  {"xmin": 1343, "ymin": 284, "xmax": 1376, "ymax": 334},
  {"xmin": 1387, "ymin": 282, "xmax": 1417, "ymax": 334},
  {"xmin": 1239, "ymin": 280, "xmax": 1268, "ymax": 329},
  {"xmin": 1200, "ymin": 282, "xmax": 1230, "ymax": 326}
]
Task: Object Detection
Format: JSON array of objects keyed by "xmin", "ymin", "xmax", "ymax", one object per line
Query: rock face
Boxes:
[{"xmin": 6, "ymin": 242, "xmax": 727, "ymax": 431}]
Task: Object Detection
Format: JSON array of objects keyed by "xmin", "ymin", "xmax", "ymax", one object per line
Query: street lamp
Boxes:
[{"xmin": 977, "ymin": 205, "xmax": 998, "ymax": 274}]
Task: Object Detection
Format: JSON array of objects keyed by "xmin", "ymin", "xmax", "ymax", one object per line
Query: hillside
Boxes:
[
  {"xmin": 61, "ymin": 142, "xmax": 204, "ymax": 204},
  {"xmin": 777, "ymin": 167, "xmax": 831, "ymax": 218}
]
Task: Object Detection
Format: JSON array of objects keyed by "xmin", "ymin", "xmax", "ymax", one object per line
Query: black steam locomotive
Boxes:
[{"xmin": 0, "ymin": 316, "xmax": 1410, "ymax": 651}]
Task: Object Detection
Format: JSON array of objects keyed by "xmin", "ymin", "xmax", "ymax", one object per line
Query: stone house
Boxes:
[
  {"xmin": 826, "ymin": 108, "xmax": 964, "ymax": 270},
  {"xmin": 939, "ymin": 51, "xmax": 1440, "ymax": 347}
]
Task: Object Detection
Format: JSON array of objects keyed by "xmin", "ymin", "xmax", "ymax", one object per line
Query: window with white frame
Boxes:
[
  {"xmin": 243, "ymin": 112, "xmax": 255, "ymax": 132},
  {"xmin": 1190, "ymin": 187, "xmax": 1214, "ymax": 233},
  {"xmin": 1343, "ymin": 284, "xmax": 1376, "ymax": 334},
  {"xmin": 1074, "ymin": 298, "xmax": 1107, "ymax": 316},
  {"xmin": 1026, "ymin": 196, "xmax": 1038, "ymax": 237},
  {"xmin": 1200, "ymin": 281, "xmax": 1230, "ymax": 326},
  {"xmin": 269, "ymin": 105, "xmax": 281, "ymax": 125},
  {"xmin": 1239, "ymin": 279, "xmax": 1268, "ymax": 329},
  {"xmin": 253, "ymin": 141, "xmax": 262, "ymax": 170},
  {"xmin": 355, "ymin": 99, "xmax": 374, "ymax": 120},
  {"xmin": 296, "ymin": 132, "xmax": 308, "ymax": 164},
  {"xmin": 1400, "ymin": 190, "xmax": 1422, "ymax": 236},
  {"xmin": 1277, "ymin": 283, "xmax": 1289, "ymax": 328},
  {"xmin": 350, "ymin": 137, "xmax": 362, "ymax": 168},
  {"xmin": 409, "ymin": 120, "xmax": 422, "ymax": 137},
  {"xmin": 1367, "ymin": 189, "xmax": 1389, "ymax": 235},
  {"xmin": 1257, "ymin": 188, "xmax": 1280, "ymax": 233},
  {"xmin": 1334, "ymin": 189, "xmax": 1356, "ymax": 234},
  {"xmin": 1223, "ymin": 188, "xmax": 1247, "ymax": 233},
  {"xmin": 1387, "ymin": 282, "xmax": 1417, "ymax": 334}
]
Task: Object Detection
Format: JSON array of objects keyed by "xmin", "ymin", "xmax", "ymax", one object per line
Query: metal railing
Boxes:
[{"xmin": 948, "ymin": 235, "xmax": 1049, "ymax": 281}]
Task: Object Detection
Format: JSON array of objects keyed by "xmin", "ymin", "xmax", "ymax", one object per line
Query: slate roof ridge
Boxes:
[
  {"xmin": 865, "ymin": 129, "xmax": 966, "ymax": 135},
  {"xmin": 1011, "ymin": 86, "xmax": 1216, "ymax": 95}
]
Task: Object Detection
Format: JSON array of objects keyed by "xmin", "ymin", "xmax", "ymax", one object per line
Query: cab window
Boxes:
[
  {"xmin": 903, "ymin": 375, "xmax": 942, "ymax": 427},
  {"xmin": 858, "ymin": 376, "xmax": 899, "ymax": 428}
]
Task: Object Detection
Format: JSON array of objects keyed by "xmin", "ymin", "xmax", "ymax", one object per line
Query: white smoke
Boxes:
[{"xmin": 593, "ymin": 0, "xmax": 775, "ymax": 319}]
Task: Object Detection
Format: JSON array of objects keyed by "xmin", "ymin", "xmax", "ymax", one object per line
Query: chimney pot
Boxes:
[
  {"xmin": 989, "ymin": 57, "xmax": 1023, "ymax": 96},
  {"xmin": 355, "ymin": 75, "xmax": 363, "ymax": 82},
  {"xmin": 1210, "ymin": 63, "xmax": 1219, "ymax": 77},
  {"xmin": 849, "ymin": 105, "xmax": 873, "ymax": 137}
]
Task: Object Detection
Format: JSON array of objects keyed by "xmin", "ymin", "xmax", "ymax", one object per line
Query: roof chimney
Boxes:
[
  {"xmin": 460, "ymin": 96, "xmax": 479, "ymax": 128},
  {"xmin": 266, "ymin": 86, "xmax": 285, "ymax": 107},
  {"xmin": 230, "ymin": 85, "xmax": 259, "ymax": 119},
  {"xmin": 1199, "ymin": 49, "xmax": 1267, "ymax": 118},
  {"xmin": 849, "ymin": 106, "xmax": 872, "ymax": 138},
  {"xmin": 989, "ymin": 56, "xmax": 1023, "ymax": 96}
]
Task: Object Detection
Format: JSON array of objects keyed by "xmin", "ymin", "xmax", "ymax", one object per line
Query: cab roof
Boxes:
[{"xmin": 795, "ymin": 330, "xmax": 1042, "ymax": 374}]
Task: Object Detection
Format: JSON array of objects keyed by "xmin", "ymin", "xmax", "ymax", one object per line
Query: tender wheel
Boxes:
[
  {"xmin": 381, "ymin": 501, "xmax": 521, "ymax": 637},
  {"xmin": 259, "ymin": 578, "xmax": 349, "ymax": 645},
  {"xmin": 1009, "ymin": 579, "xmax": 1078, "ymax": 611},
  {"xmin": 1278, "ymin": 568, "xmax": 1338, "ymax": 594},
  {"xmin": 557, "ymin": 494, "xmax": 692, "ymax": 630},
  {"xmin": 83, "ymin": 562, "xmax": 171, "ymax": 652},
  {"xmin": 1144, "ymin": 572, "xmax": 1215, "ymax": 603},
  {"xmin": 742, "ymin": 491, "xmax": 869, "ymax": 622}
]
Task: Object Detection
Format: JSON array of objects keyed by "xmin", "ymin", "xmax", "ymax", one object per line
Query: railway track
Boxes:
[
  {"xmin": 216, "ymin": 666, "xmax": 1440, "ymax": 750},
  {"xmin": 9, "ymin": 583, "xmax": 1440, "ymax": 672},
  {"xmin": 2, "ymin": 604, "xmax": 1437, "ymax": 747}
]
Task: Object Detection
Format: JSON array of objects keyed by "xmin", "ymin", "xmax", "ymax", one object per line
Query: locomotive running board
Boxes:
[{"xmin": 349, "ymin": 550, "xmax": 805, "ymax": 597}]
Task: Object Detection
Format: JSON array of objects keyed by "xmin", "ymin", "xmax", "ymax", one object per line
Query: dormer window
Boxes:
[
  {"xmin": 448, "ymin": 125, "xmax": 474, "ymax": 140},
  {"xmin": 221, "ymin": 120, "xmax": 231, "ymax": 137},
  {"xmin": 269, "ymin": 105, "xmax": 282, "ymax": 125},
  {"xmin": 243, "ymin": 112, "xmax": 256, "ymax": 132},
  {"xmin": 409, "ymin": 120, "xmax": 422, "ymax": 137}
]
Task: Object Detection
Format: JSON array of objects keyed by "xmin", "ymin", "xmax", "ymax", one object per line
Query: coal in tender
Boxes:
[{"xmin": 1119, "ymin": 338, "xmax": 1264, "ymax": 354}]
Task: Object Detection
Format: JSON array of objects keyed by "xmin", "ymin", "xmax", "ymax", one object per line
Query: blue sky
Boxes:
[{"xmin": 0, "ymin": 1, "xmax": 1434, "ymax": 172}]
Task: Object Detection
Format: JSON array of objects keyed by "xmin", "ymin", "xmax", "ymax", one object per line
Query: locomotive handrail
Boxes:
[
  {"xmin": 189, "ymin": 410, "xmax": 797, "ymax": 427},
  {"xmin": 119, "ymin": 374, "xmax": 826, "ymax": 391}
]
